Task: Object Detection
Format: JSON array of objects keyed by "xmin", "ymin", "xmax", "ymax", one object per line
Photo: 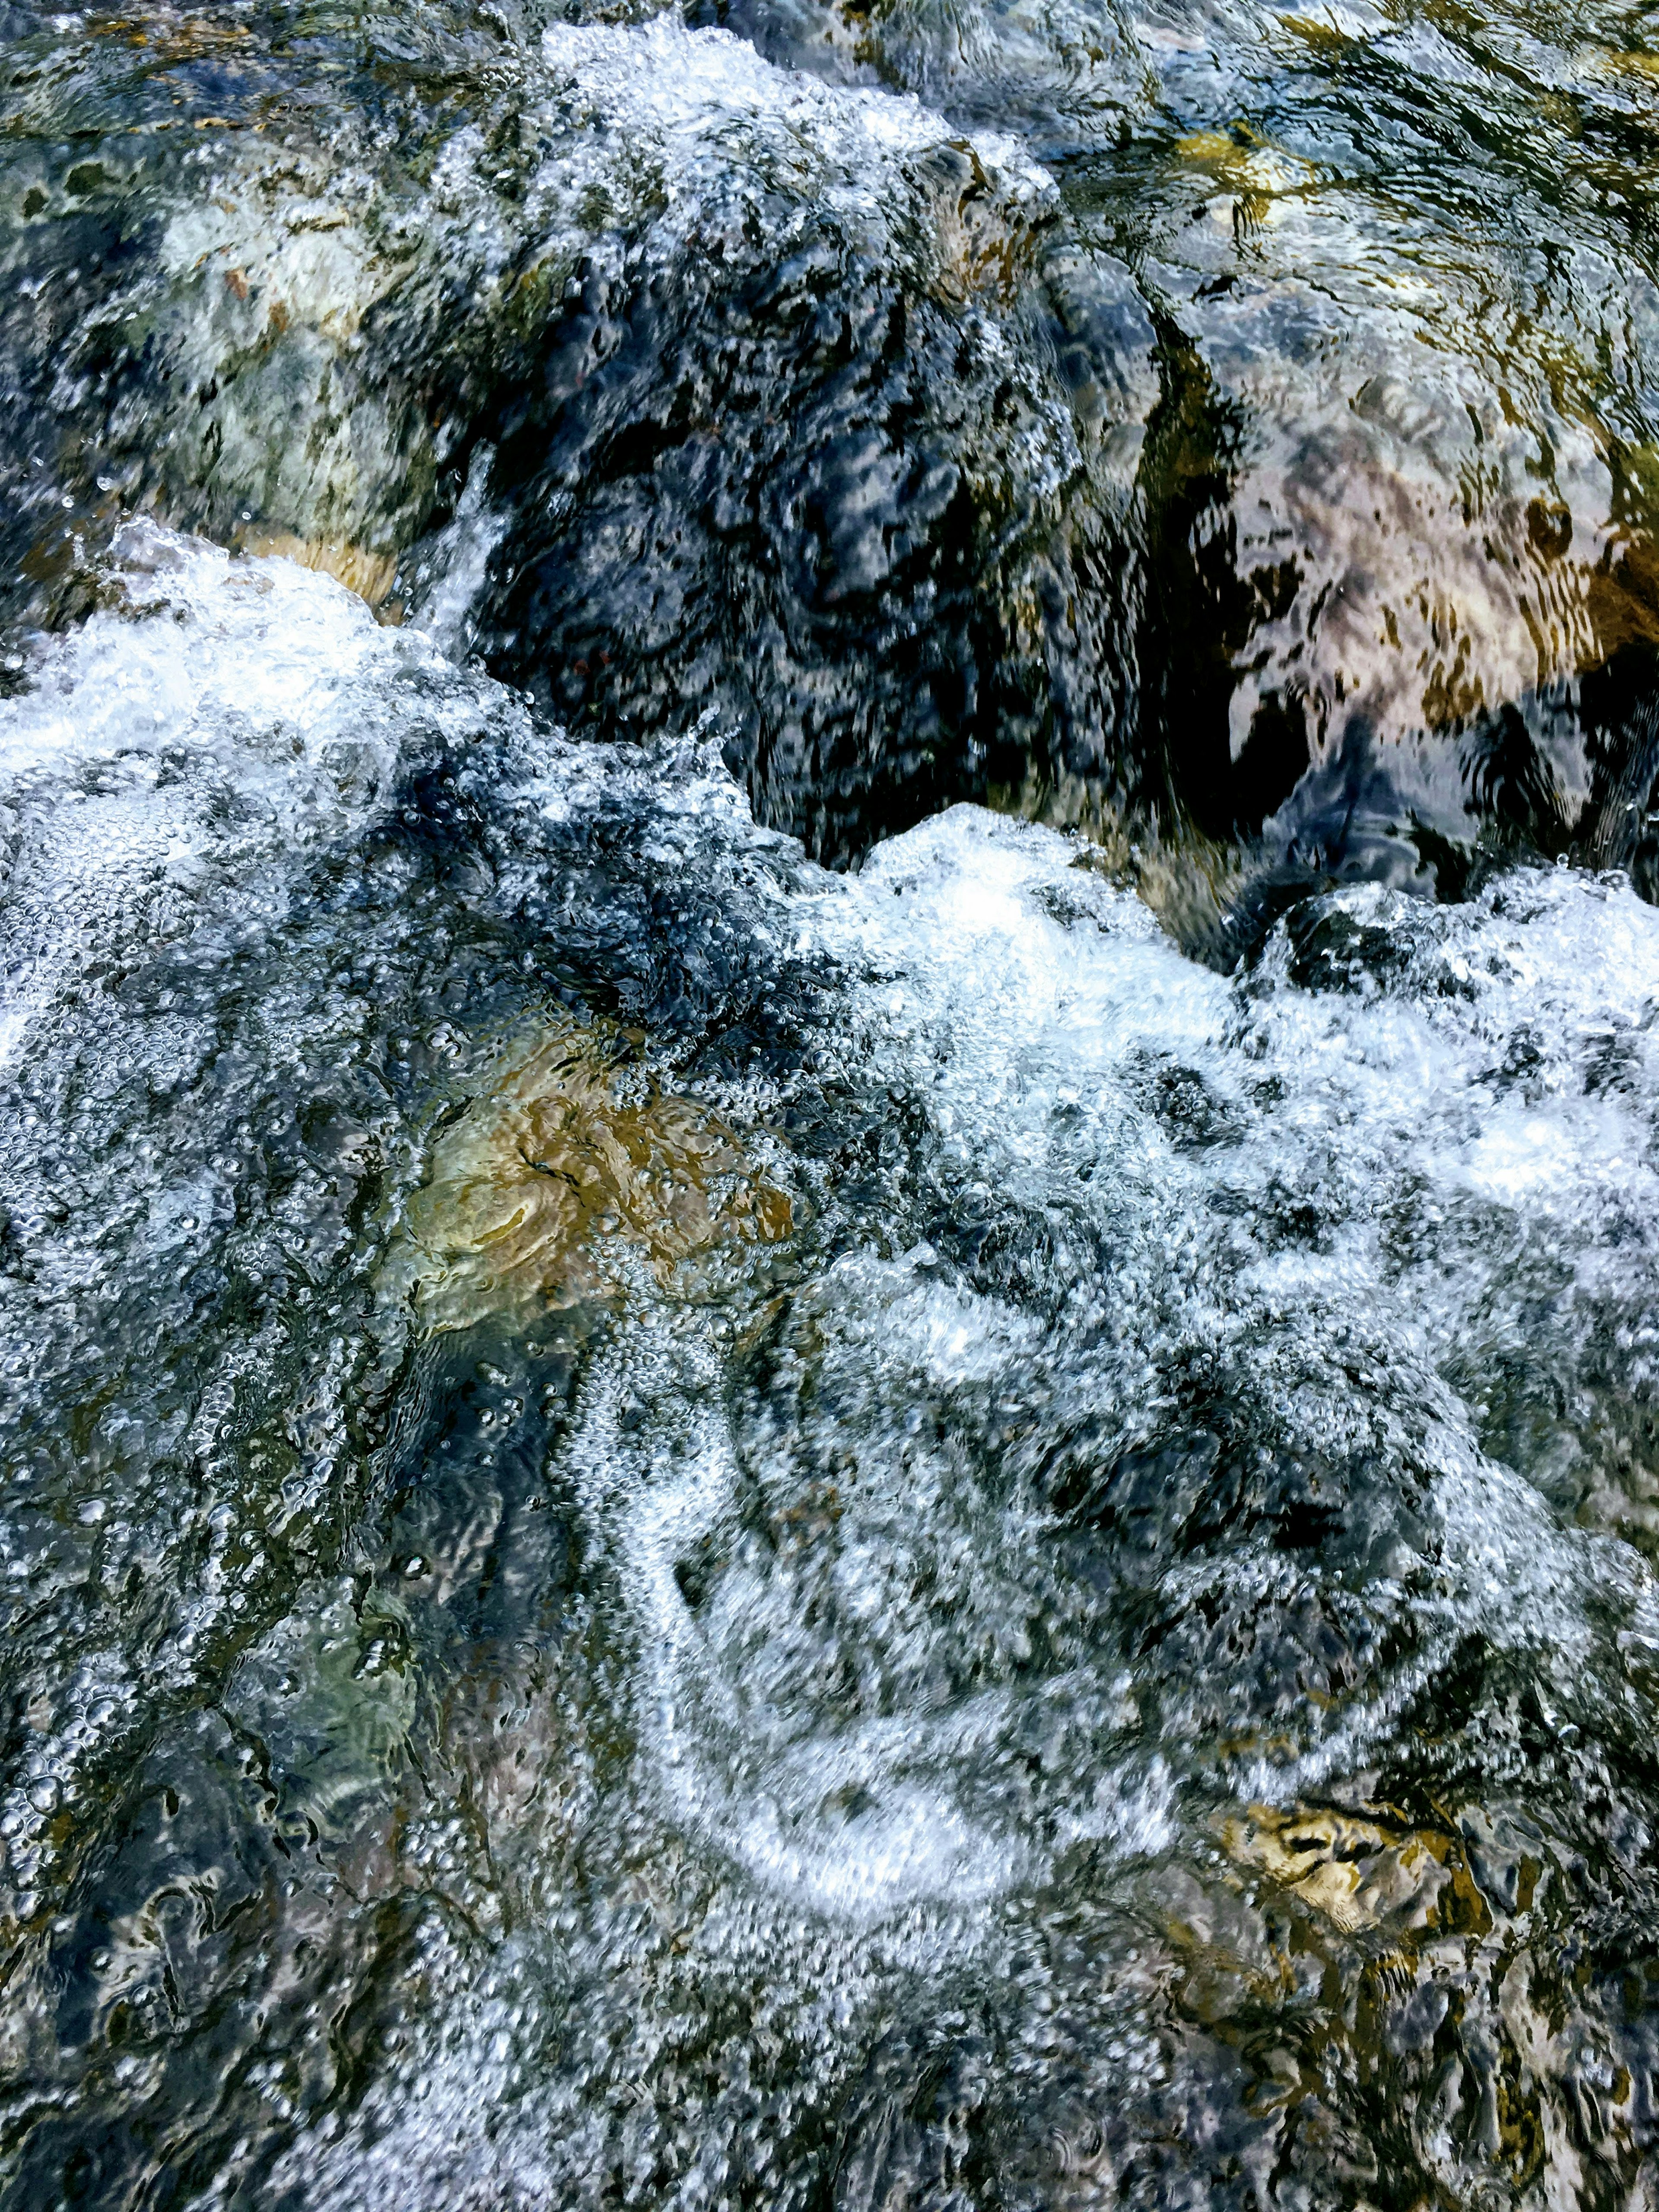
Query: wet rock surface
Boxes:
[{"xmin": 8, "ymin": 0, "xmax": 1659, "ymax": 886}]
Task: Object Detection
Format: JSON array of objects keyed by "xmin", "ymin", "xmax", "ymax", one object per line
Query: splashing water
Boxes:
[{"xmin": 5, "ymin": 2, "xmax": 1659, "ymax": 2206}]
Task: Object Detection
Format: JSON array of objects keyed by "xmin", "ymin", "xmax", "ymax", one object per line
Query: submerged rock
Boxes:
[
  {"xmin": 10, "ymin": 0, "xmax": 1659, "ymax": 899},
  {"xmin": 1, "ymin": 528, "xmax": 1659, "ymax": 2206},
  {"xmin": 3, "ymin": 0, "xmax": 1659, "ymax": 2195},
  {"xmin": 395, "ymin": 1015, "xmax": 793, "ymax": 1330},
  {"xmin": 0, "ymin": 3, "xmax": 1159, "ymax": 855}
]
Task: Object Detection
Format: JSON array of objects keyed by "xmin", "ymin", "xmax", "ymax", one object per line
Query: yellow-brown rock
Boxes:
[{"xmin": 397, "ymin": 1020, "xmax": 793, "ymax": 1333}]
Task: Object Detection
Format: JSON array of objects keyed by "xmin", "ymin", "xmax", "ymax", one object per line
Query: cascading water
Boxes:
[{"xmin": 4, "ymin": 3, "xmax": 1659, "ymax": 2207}]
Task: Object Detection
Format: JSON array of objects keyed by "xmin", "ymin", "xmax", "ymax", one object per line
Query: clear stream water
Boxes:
[{"xmin": 4, "ymin": 3, "xmax": 1659, "ymax": 2207}]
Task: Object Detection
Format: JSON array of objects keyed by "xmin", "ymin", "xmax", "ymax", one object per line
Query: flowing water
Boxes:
[{"xmin": 5, "ymin": 3, "xmax": 1659, "ymax": 2206}]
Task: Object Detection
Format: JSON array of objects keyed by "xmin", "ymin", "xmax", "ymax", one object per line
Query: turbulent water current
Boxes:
[{"xmin": 8, "ymin": 2, "xmax": 1659, "ymax": 2206}]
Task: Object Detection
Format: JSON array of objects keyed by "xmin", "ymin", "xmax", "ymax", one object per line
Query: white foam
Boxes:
[
  {"xmin": 0, "ymin": 521, "xmax": 499, "ymax": 1073},
  {"xmin": 537, "ymin": 16, "xmax": 1058, "ymax": 207}
]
